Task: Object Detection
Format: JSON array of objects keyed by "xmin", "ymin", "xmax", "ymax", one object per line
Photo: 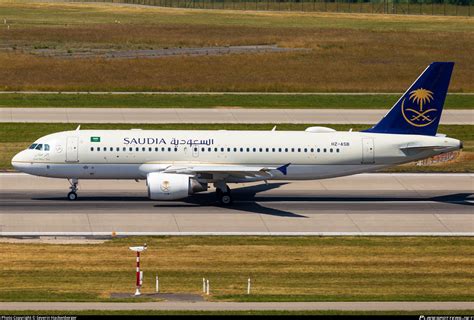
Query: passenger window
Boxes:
[
  {"xmin": 215, "ymin": 148, "xmax": 218, "ymax": 152},
  {"xmin": 304, "ymin": 148, "xmax": 307, "ymax": 153},
  {"xmin": 201, "ymin": 147, "xmax": 205, "ymax": 152},
  {"xmin": 110, "ymin": 147, "xmax": 113, "ymax": 151},
  {"xmin": 123, "ymin": 147, "xmax": 126, "ymax": 152},
  {"xmin": 142, "ymin": 147, "xmax": 146, "ymax": 152},
  {"xmin": 155, "ymin": 147, "xmax": 158, "ymax": 152},
  {"xmin": 136, "ymin": 147, "xmax": 139, "ymax": 152},
  {"xmin": 97, "ymin": 147, "xmax": 101, "ymax": 151},
  {"xmin": 161, "ymin": 147, "xmax": 165, "ymax": 152},
  {"xmin": 330, "ymin": 148, "xmax": 333, "ymax": 153},
  {"xmin": 259, "ymin": 148, "xmax": 262, "ymax": 152},
  {"xmin": 208, "ymin": 147, "xmax": 211, "ymax": 152},
  {"xmin": 194, "ymin": 147, "xmax": 198, "ymax": 152},
  {"xmin": 90, "ymin": 147, "xmax": 94, "ymax": 151},
  {"xmin": 129, "ymin": 147, "xmax": 132, "ymax": 152},
  {"xmin": 240, "ymin": 148, "xmax": 243, "ymax": 152},
  {"xmin": 221, "ymin": 148, "xmax": 224, "ymax": 152},
  {"xmin": 233, "ymin": 148, "xmax": 237, "ymax": 152},
  {"xmin": 310, "ymin": 148, "xmax": 314, "ymax": 153},
  {"xmin": 337, "ymin": 148, "xmax": 340, "ymax": 153},
  {"xmin": 284, "ymin": 148, "xmax": 288, "ymax": 152},
  {"xmin": 253, "ymin": 148, "xmax": 256, "ymax": 152},
  {"xmin": 272, "ymin": 148, "xmax": 275, "ymax": 152},
  {"xmin": 168, "ymin": 147, "xmax": 171, "ymax": 152},
  {"xmin": 266, "ymin": 148, "xmax": 269, "ymax": 152},
  {"xmin": 149, "ymin": 147, "xmax": 152, "ymax": 152},
  {"xmin": 317, "ymin": 148, "xmax": 320, "ymax": 153},
  {"xmin": 116, "ymin": 147, "xmax": 120, "ymax": 152},
  {"xmin": 324, "ymin": 148, "xmax": 327, "ymax": 153},
  {"xmin": 278, "ymin": 148, "xmax": 282, "ymax": 152},
  {"xmin": 227, "ymin": 148, "xmax": 231, "ymax": 152}
]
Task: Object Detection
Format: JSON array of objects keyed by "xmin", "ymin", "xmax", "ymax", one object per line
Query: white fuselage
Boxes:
[{"xmin": 12, "ymin": 129, "xmax": 461, "ymax": 182}]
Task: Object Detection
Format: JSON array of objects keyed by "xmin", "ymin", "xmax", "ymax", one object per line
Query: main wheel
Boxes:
[
  {"xmin": 219, "ymin": 192, "xmax": 232, "ymax": 205},
  {"xmin": 67, "ymin": 192, "xmax": 78, "ymax": 201}
]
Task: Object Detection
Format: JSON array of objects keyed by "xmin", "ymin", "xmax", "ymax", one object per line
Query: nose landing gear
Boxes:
[{"xmin": 67, "ymin": 178, "xmax": 79, "ymax": 201}]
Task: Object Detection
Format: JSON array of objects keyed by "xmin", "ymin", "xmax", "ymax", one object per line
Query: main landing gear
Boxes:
[
  {"xmin": 214, "ymin": 181, "xmax": 232, "ymax": 206},
  {"xmin": 67, "ymin": 178, "xmax": 79, "ymax": 201}
]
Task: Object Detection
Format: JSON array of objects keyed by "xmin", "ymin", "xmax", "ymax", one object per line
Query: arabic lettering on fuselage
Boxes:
[{"xmin": 123, "ymin": 137, "xmax": 214, "ymax": 146}]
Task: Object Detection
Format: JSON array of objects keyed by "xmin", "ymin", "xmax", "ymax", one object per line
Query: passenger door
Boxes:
[
  {"xmin": 361, "ymin": 138, "xmax": 375, "ymax": 164},
  {"xmin": 66, "ymin": 137, "xmax": 79, "ymax": 162}
]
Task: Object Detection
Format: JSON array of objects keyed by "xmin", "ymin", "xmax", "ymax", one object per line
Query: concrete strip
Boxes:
[
  {"xmin": 0, "ymin": 301, "xmax": 473, "ymax": 311},
  {"xmin": 1, "ymin": 108, "xmax": 472, "ymax": 124},
  {"xmin": 0, "ymin": 91, "xmax": 473, "ymax": 95}
]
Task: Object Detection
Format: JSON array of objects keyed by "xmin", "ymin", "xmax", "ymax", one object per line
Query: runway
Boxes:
[
  {"xmin": 0, "ymin": 108, "xmax": 472, "ymax": 124},
  {"xmin": 1, "ymin": 173, "xmax": 472, "ymax": 236}
]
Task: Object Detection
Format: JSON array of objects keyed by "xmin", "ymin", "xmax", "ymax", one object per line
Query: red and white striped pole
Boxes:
[
  {"xmin": 136, "ymin": 251, "xmax": 140, "ymax": 295},
  {"xmin": 129, "ymin": 244, "xmax": 147, "ymax": 296}
]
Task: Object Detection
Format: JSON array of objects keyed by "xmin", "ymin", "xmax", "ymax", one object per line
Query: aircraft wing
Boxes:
[{"xmin": 162, "ymin": 163, "xmax": 290, "ymax": 178}]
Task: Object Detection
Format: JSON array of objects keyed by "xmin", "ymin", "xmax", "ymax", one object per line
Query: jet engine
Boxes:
[{"xmin": 147, "ymin": 172, "xmax": 207, "ymax": 200}]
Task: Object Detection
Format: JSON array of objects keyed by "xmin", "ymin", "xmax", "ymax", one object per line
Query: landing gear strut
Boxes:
[
  {"xmin": 67, "ymin": 178, "xmax": 79, "ymax": 201},
  {"xmin": 214, "ymin": 181, "xmax": 232, "ymax": 206}
]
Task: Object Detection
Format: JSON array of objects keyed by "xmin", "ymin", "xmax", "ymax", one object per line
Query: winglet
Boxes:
[{"xmin": 276, "ymin": 163, "xmax": 291, "ymax": 175}]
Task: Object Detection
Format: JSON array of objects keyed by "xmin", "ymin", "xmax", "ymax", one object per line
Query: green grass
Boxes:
[
  {"xmin": 0, "ymin": 236, "xmax": 473, "ymax": 302},
  {"xmin": 0, "ymin": 93, "xmax": 472, "ymax": 109},
  {"xmin": 1, "ymin": 123, "xmax": 472, "ymax": 172},
  {"xmin": 2, "ymin": 310, "xmax": 474, "ymax": 315},
  {"xmin": 1, "ymin": 123, "xmax": 471, "ymax": 144}
]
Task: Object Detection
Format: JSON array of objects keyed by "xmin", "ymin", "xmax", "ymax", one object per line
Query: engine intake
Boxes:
[{"xmin": 147, "ymin": 172, "xmax": 207, "ymax": 200}]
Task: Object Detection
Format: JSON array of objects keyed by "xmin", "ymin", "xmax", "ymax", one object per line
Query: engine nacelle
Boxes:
[{"xmin": 147, "ymin": 172, "xmax": 207, "ymax": 200}]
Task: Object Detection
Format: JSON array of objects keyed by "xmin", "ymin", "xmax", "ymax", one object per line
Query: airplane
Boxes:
[{"xmin": 12, "ymin": 62, "xmax": 462, "ymax": 205}]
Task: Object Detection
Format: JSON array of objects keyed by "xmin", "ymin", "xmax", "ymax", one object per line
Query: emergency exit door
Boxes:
[{"xmin": 361, "ymin": 138, "xmax": 375, "ymax": 164}]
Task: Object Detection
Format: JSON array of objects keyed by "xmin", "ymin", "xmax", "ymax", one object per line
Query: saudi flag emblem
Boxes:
[{"xmin": 90, "ymin": 137, "xmax": 101, "ymax": 142}]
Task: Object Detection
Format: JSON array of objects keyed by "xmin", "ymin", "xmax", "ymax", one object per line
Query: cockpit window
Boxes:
[{"xmin": 28, "ymin": 143, "xmax": 50, "ymax": 151}]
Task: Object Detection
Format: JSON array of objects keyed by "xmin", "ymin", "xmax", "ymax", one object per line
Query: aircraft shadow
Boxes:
[{"xmin": 30, "ymin": 184, "xmax": 472, "ymax": 218}]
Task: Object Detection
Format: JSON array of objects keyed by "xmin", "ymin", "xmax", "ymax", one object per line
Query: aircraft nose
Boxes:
[{"xmin": 11, "ymin": 150, "xmax": 27, "ymax": 171}]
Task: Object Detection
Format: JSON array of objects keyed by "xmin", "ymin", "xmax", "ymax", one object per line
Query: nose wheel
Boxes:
[
  {"xmin": 67, "ymin": 191, "xmax": 78, "ymax": 201},
  {"xmin": 67, "ymin": 178, "xmax": 79, "ymax": 201}
]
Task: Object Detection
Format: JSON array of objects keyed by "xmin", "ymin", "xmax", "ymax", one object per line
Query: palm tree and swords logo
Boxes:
[
  {"xmin": 401, "ymin": 88, "xmax": 437, "ymax": 127},
  {"xmin": 160, "ymin": 180, "xmax": 170, "ymax": 192}
]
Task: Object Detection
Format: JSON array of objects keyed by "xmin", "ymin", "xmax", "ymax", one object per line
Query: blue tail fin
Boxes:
[{"xmin": 364, "ymin": 62, "xmax": 454, "ymax": 136}]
